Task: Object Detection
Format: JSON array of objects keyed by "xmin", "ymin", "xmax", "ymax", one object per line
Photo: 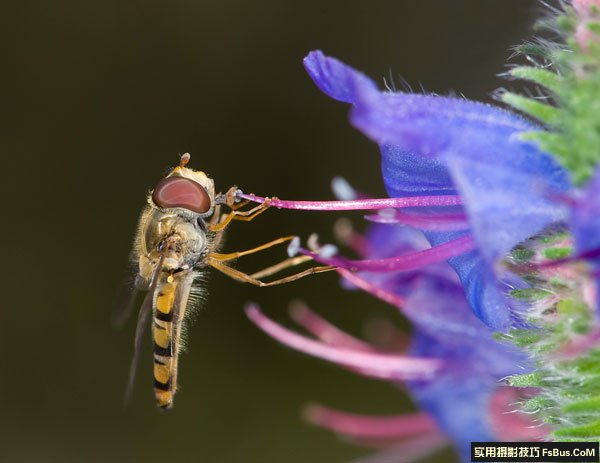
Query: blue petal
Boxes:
[
  {"xmin": 381, "ymin": 144, "xmax": 456, "ymax": 196},
  {"xmin": 442, "ymin": 144, "xmax": 568, "ymax": 262},
  {"xmin": 571, "ymin": 167, "xmax": 600, "ymax": 256},
  {"xmin": 304, "ymin": 50, "xmax": 571, "ymax": 329},
  {"xmin": 304, "ymin": 50, "xmax": 569, "ymax": 260},
  {"xmin": 362, "ymin": 208, "xmax": 526, "ymax": 461},
  {"xmin": 303, "ymin": 50, "xmax": 378, "ymax": 104},
  {"xmin": 408, "ymin": 364, "xmax": 497, "ymax": 463},
  {"xmin": 569, "ymin": 167, "xmax": 600, "ymax": 311},
  {"xmin": 406, "ymin": 279, "xmax": 525, "ymax": 463}
]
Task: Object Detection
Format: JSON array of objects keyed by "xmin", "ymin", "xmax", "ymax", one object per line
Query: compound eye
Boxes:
[{"xmin": 152, "ymin": 176, "xmax": 212, "ymax": 213}]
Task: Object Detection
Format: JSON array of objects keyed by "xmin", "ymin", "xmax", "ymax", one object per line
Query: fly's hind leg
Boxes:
[
  {"xmin": 207, "ymin": 258, "xmax": 335, "ymax": 287},
  {"xmin": 208, "ymin": 235, "xmax": 333, "ymax": 283},
  {"xmin": 250, "ymin": 255, "xmax": 314, "ymax": 279}
]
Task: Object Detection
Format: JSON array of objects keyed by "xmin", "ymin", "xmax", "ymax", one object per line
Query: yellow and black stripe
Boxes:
[{"xmin": 152, "ymin": 271, "xmax": 193, "ymax": 409}]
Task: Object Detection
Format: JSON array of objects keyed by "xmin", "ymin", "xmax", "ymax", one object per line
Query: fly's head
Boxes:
[
  {"xmin": 151, "ymin": 153, "xmax": 216, "ymax": 220},
  {"xmin": 136, "ymin": 154, "xmax": 217, "ymax": 279}
]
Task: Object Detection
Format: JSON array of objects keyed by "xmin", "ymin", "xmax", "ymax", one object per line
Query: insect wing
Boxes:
[
  {"xmin": 111, "ymin": 263, "xmax": 151, "ymax": 330},
  {"xmin": 124, "ymin": 256, "xmax": 164, "ymax": 406}
]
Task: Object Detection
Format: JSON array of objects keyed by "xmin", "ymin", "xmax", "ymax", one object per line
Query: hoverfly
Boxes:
[{"xmin": 120, "ymin": 153, "xmax": 332, "ymax": 409}]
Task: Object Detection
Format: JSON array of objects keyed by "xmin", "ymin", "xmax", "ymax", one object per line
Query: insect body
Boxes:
[
  {"xmin": 131, "ymin": 155, "xmax": 220, "ymax": 409},
  {"xmin": 124, "ymin": 154, "xmax": 332, "ymax": 409}
]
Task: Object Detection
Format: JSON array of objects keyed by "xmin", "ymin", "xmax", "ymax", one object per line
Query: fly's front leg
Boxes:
[
  {"xmin": 209, "ymin": 205, "xmax": 222, "ymax": 227},
  {"xmin": 209, "ymin": 200, "xmax": 272, "ymax": 232},
  {"xmin": 213, "ymin": 187, "xmax": 249, "ymax": 212},
  {"xmin": 222, "ymin": 186, "xmax": 249, "ymax": 211},
  {"xmin": 208, "ymin": 205, "xmax": 227, "ymax": 250},
  {"xmin": 210, "ymin": 187, "xmax": 273, "ymax": 233}
]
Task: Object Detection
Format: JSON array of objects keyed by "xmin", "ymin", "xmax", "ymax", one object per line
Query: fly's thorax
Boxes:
[{"xmin": 138, "ymin": 208, "xmax": 208, "ymax": 276}]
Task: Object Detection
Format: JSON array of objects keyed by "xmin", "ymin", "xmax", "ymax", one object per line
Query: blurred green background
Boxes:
[{"xmin": 3, "ymin": 1, "xmax": 542, "ymax": 462}]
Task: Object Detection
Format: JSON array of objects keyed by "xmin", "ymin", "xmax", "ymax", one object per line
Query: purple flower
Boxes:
[
  {"xmin": 302, "ymin": 50, "xmax": 572, "ymax": 330},
  {"xmin": 230, "ymin": 49, "xmax": 585, "ymax": 462},
  {"xmin": 246, "ymin": 223, "xmax": 545, "ymax": 463}
]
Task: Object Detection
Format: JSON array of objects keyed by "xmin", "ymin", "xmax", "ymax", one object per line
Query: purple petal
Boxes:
[
  {"xmin": 571, "ymin": 166, "xmax": 600, "ymax": 256},
  {"xmin": 304, "ymin": 50, "xmax": 571, "ymax": 329},
  {"xmin": 304, "ymin": 51, "xmax": 570, "ymax": 259},
  {"xmin": 405, "ymin": 278, "xmax": 527, "ymax": 462},
  {"xmin": 352, "ymin": 222, "xmax": 528, "ymax": 459},
  {"xmin": 443, "ymin": 152, "xmax": 568, "ymax": 262},
  {"xmin": 303, "ymin": 50, "xmax": 378, "ymax": 104},
  {"xmin": 569, "ymin": 167, "xmax": 600, "ymax": 311},
  {"xmin": 407, "ymin": 368, "xmax": 498, "ymax": 463}
]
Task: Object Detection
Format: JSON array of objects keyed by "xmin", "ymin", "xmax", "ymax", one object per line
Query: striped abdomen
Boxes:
[{"xmin": 152, "ymin": 271, "xmax": 193, "ymax": 409}]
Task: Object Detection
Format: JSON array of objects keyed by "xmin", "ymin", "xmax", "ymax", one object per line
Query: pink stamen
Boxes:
[
  {"xmin": 338, "ymin": 268, "xmax": 406, "ymax": 308},
  {"xmin": 304, "ymin": 404, "xmax": 438, "ymax": 439},
  {"xmin": 364, "ymin": 211, "xmax": 469, "ymax": 231},
  {"xmin": 303, "ymin": 235, "xmax": 475, "ymax": 272},
  {"xmin": 246, "ymin": 304, "xmax": 440, "ymax": 380},
  {"xmin": 289, "ymin": 302, "xmax": 376, "ymax": 351},
  {"xmin": 238, "ymin": 192, "xmax": 462, "ymax": 211},
  {"xmin": 289, "ymin": 303, "xmax": 405, "ymax": 377}
]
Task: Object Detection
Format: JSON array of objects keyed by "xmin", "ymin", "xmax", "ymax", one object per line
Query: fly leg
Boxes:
[
  {"xmin": 207, "ymin": 190, "xmax": 333, "ymax": 285},
  {"xmin": 208, "ymin": 201, "xmax": 271, "ymax": 232},
  {"xmin": 208, "ymin": 236, "xmax": 335, "ymax": 284},
  {"xmin": 250, "ymin": 256, "xmax": 314, "ymax": 279},
  {"xmin": 209, "ymin": 188, "xmax": 273, "ymax": 233},
  {"xmin": 222, "ymin": 187, "xmax": 250, "ymax": 211},
  {"xmin": 207, "ymin": 258, "xmax": 335, "ymax": 287},
  {"xmin": 209, "ymin": 235, "xmax": 296, "ymax": 262},
  {"xmin": 208, "ymin": 205, "xmax": 227, "ymax": 250}
]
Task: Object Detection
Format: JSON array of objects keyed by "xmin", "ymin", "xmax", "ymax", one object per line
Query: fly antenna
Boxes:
[{"xmin": 180, "ymin": 152, "xmax": 191, "ymax": 167}]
